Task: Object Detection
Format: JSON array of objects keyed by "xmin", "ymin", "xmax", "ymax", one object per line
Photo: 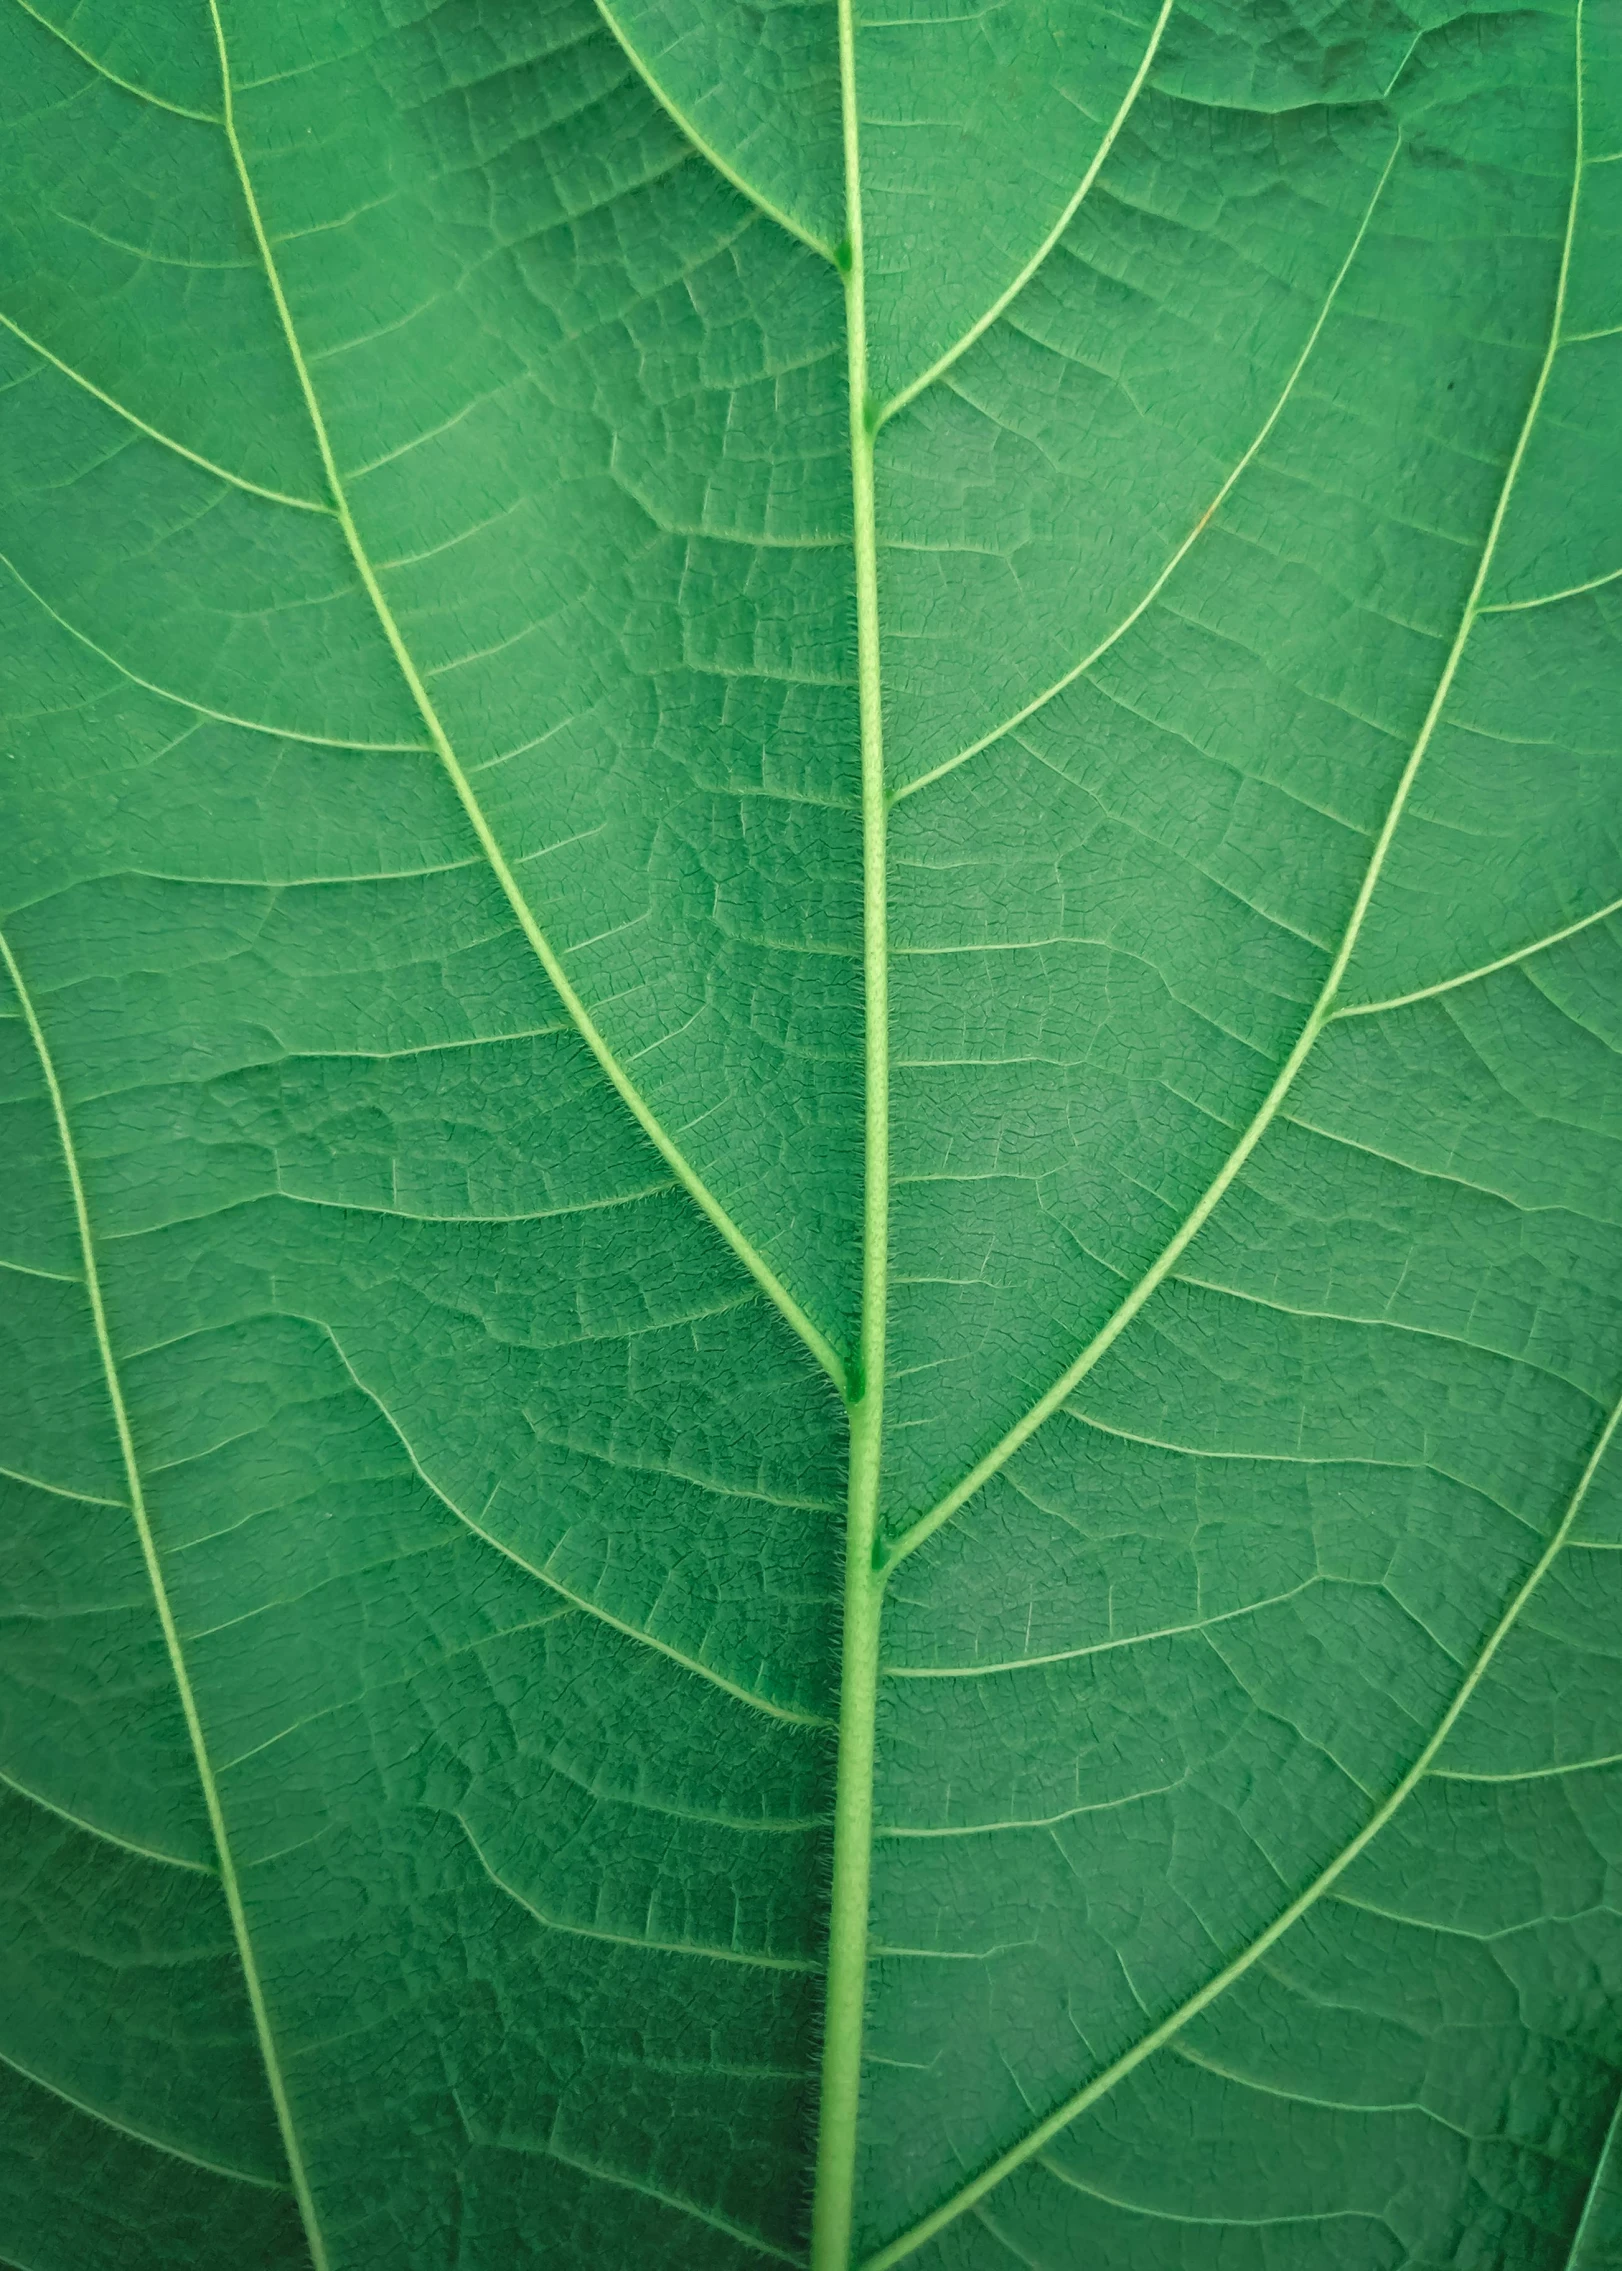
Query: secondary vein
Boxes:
[
  {"xmin": 590, "ymin": 0, "xmax": 837, "ymax": 262},
  {"xmin": 314, "ymin": 1320, "xmax": 832, "ymax": 1730},
  {"xmin": 206, "ymin": 1, "xmax": 846, "ymax": 1400},
  {"xmin": 863, "ymin": 1375, "xmax": 1622, "ymax": 2270},
  {"xmin": 875, "ymin": 0, "xmax": 1175, "ymax": 430},
  {"xmin": 0, "ymin": 310, "xmax": 328, "ymax": 509},
  {"xmin": 884, "ymin": 20, "xmax": 1591, "ymax": 1570},
  {"xmin": 889, "ymin": 133, "xmax": 1401, "ymax": 803},
  {"xmin": 1335, "ymin": 891, "xmax": 1622, "ymax": 1017},
  {"xmin": 0, "ymin": 923, "xmax": 329, "ymax": 2263}
]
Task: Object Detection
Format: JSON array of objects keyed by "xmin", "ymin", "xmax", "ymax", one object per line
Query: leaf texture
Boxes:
[{"xmin": 1, "ymin": 0, "xmax": 1619, "ymax": 2266}]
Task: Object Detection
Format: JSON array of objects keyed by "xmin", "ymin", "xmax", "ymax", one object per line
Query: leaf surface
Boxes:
[{"xmin": 1, "ymin": 0, "xmax": 1620, "ymax": 2266}]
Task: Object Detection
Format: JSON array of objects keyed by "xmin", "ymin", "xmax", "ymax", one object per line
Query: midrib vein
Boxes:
[
  {"xmin": 0, "ymin": 925, "xmax": 328, "ymax": 2266},
  {"xmin": 808, "ymin": 0, "xmax": 890, "ymax": 2260},
  {"xmin": 864, "ymin": 1378, "xmax": 1622, "ymax": 2270},
  {"xmin": 885, "ymin": 21, "xmax": 1590, "ymax": 1572},
  {"xmin": 206, "ymin": 1, "xmax": 845, "ymax": 1400}
]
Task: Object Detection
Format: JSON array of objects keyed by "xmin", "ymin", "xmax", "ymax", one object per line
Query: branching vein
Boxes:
[
  {"xmin": 589, "ymin": 0, "xmax": 837, "ymax": 262},
  {"xmin": 207, "ymin": 0, "xmax": 847, "ymax": 1399},
  {"xmin": 884, "ymin": 36, "xmax": 1590, "ymax": 1568},
  {"xmin": 876, "ymin": 0, "xmax": 1175, "ymax": 427},
  {"xmin": 0, "ymin": 311, "xmax": 328, "ymax": 509},
  {"xmin": 890, "ymin": 135, "xmax": 1401, "ymax": 802},
  {"xmin": 862, "ymin": 1379, "xmax": 1622, "ymax": 2268}
]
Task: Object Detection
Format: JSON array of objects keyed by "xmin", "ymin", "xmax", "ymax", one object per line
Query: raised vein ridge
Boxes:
[
  {"xmin": 590, "ymin": 0, "xmax": 838, "ymax": 261},
  {"xmin": 886, "ymin": 8, "xmax": 1591, "ymax": 1568},
  {"xmin": 865, "ymin": 1375, "xmax": 1622, "ymax": 2267},
  {"xmin": 875, "ymin": 0, "xmax": 1176, "ymax": 429},
  {"xmin": 207, "ymin": 0, "xmax": 848, "ymax": 1401},
  {"xmin": 0, "ymin": 922, "xmax": 329, "ymax": 2264}
]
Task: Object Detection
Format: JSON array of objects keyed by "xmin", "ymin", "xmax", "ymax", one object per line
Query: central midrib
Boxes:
[{"xmin": 807, "ymin": 0, "xmax": 891, "ymax": 2256}]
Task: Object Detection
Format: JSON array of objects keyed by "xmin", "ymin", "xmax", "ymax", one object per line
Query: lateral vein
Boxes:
[
  {"xmin": 0, "ymin": 553, "xmax": 432, "ymax": 751},
  {"xmin": 589, "ymin": 0, "xmax": 837, "ymax": 262},
  {"xmin": 862, "ymin": 1379, "xmax": 1622, "ymax": 2269},
  {"xmin": 0, "ymin": 1460, "xmax": 124, "ymax": 1506},
  {"xmin": 1564, "ymin": 2074, "xmax": 1622, "ymax": 2269},
  {"xmin": 313, "ymin": 1320, "xmax": 832, "ymax": 1729},
  {"xmin": 885, "ymin": 32, "xmax": 1590, "ymax": 1569},
  {"xmin": 0, "ymin": 311, "xmax": 329, "ymax": 509},
  {"xmin": 8, "ymin": 0, "xmax": 221, "ymax": 121},
  {"xmin": 876, "ymin": 0, "xmax": 1175, "ymax": 428},
  {"xmin": 889, "ymin": 134, "xmax": 1401, "ymax": 801},
  {"xmin": 0, "ymin": 923, "xmax": 330, "ymax": 2267},
  {"xmin": 0, "ymin": 2043, "xmax": 286, "ymax": 2190},
  {"xmin": 1335, "ymin": 892, "xmax": 1622, "ymax": 1017},
  {"xmin": 207, "ymin": 1, "xmax": 847, "ymax": 1399},
  {"xmin": 461, "ymin": 1818, "xmax": 819, "ymax": 1972},
  {"xmin": 0, "ymin": 1760, "xmax": 215, "ymax": 1874},
  {"xmin": 540, "ymin": 2139, "xmax": 806, "ymax": 2266}
]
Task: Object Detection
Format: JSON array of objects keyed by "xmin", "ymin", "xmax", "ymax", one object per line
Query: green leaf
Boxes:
[{"xmin": 1, "ymin": 0, "xmax": 1619, "ymax": 2266}]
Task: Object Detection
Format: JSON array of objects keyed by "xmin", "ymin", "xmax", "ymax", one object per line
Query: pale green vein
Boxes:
[
  {"xmin": 314, "ymin": 1319, "xmax": 832, "ymax": 1728},
  {"xmin": 884, "ymin": 22, "xmax": 1589, "ymax": 1572},
  {"xmin": 862, "ymin": 1377, "xmax": 1622, "ymax": 2269},
  {"xmin": 884, "ymin": 997, "xmax": 1332, "ymax": 1567},
  {"xmin": 874, "ymin": 1778, "xmax": 1183, "ymax": 1839},
  {"xmin": 889, "ymin": 134, "xmax": 1399, "ymax": 801},
  {"xmin": 1174, "ymin": 1269, "xmax": 1599, "ymax": 1398},
  {"xmin": 0, "ymin": 1254, "xmax": 79, "ymax": 1282},
  {"xmin": 1479, "ymin": 561, "xmax": 1622, "ymax": 611},
  {"xmin": 1566, "ymin": 2077, "xmax": 1622, "ymax": 2269},
  {"xmin": 207, "ymin": 2, "xmax": 847, "ymax": 1398},
  {"xmin": 1331, "ymin": 1886, "xmax": 1595, "ymax": 1943},
  {"xmin": 271, "ymin": 1179, "xmax": 675, "ymax": 1231},
  {"xmin": 881, "ymin": 1578, "xmax": 1320, "ymax": 1681},
  {"xmin": 541, "ymin": 2139, "xmax": 805, "ymax": 2268},
  {"xmin": 540, "ymin": 1745, "xmax": 828, "ymax": 1834},
  {"xmin": 876, "ymin": 0, "xmax": 1175, "ymax": 428},
  {"xmin": 0, "ymin": 2043, "xmax": 286, "ymax": 2189},
  {"xmin": 1172, "ymin": 2041, "xmax": 1482, "ymax": 2134},
  {"xmin": 462, "ymin": 1818, "xmax": 819, "ymax": 1972},
  {"xmin": 590, "ymin": 0, "xmax": 837, "ymax": 263},
  {"xmin": 0, "ymin": 1760, "xmax": 215, "ymax": 1873},
  {"xmin": 0, "ymin": 924, "xmax": 329, "ymax": 2268},
  {"xmin": 0, "ymin": 554, "xmax": 433, "ymax": 751},
  {"xmin": 1035, "ymin": 2159, "xmax": 1378, "ymax": 2231},
  {"xmin": 0, "ymin": 309, "xmax": 329, "ymax": 510},
  {"xmin": 810, "ymin": 0, "xmax": 890, "ymax": 2256},
  {"xmin": 9, "ymin": 0, "xmax": 220, "ymax": 122},
  {"xmin": 1336, "ymin": 893, "xmax": 1622, "ymax": 1017},
  {"xmin": 1432, "ymin": 1750, "xmax": 1622, "ymax": 1784},
  {"xmin": 0, "ymin": 1461, "xmax": 124, "ymax": 1506}
]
